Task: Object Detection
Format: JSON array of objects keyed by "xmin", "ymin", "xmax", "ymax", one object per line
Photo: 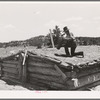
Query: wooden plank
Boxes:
[
  {"xmin": 28, "ymin": 56, "xmax": 43, "ymax": 62},
  {"xmin": 28, "ymin": 82, "xmax": 49, "ymax": 90},
  {"xmin": 78, "ymin": 72, "xmax": 100, "ymax": 87},
  {"xmin": 28, "ymin": 66, "xmax": 61, "ymax": 77},
  {"xmin": 28, "ymin": 61, "xmax": 54, "ymax": 68},
  {"xmin": 3, "ymin": 61, "xmax": 19, "ymax": 64},
  {"xmin": 75, "ymin": 80, "xmax": 100, "ymax": 91},
  {"xmin": 76, "ymin": 67, "xmax": 100, "ymax": 78},
  {"xmin": 0, "ymin": 65, "xmax": 2, "ymax": 70},
  {"xmin": 59, "ymin": 62, "xmax": 73, "ymax": 70},
  {"xmin": 28, "ymin": 51, "xmax": 60, "ymax": 62},
  {"xmin": 22, "ymin": 50, "xmax": 27, "ymax": 66},
  {"xmin": 30, "ymin": 77, "xmax": 68, "ymax": 90},
  {"xmin": 43, "ymin": 56, "xmax": 61, "ymax": 64},
  {"xmin": 28, "ymin": 54, "xmax": 61, "ymax": 64},
  {"xmin": 49, "ymin": 29, "xmax": 55, "ymax": 48},
  {"xmin": 0, "ymin": 72, "xmax": 1, "ymax": 77},
  {"xmin": 50, "ymin": 82, "xmax": 68, "ymax": 90},
  {"xmin": 66, "ymin": 72, "xmax": 100, "ymax": 90},
  {"xmin": 0, "ymin": 70, "xmax": 1, "ymax": 73},
  {"xmin": 2, "ymin": 63, "xmax": 17, "ymax": 68},
  {"xmin": 3, "ymin": 71, "xmax": 18, "ymax": 76},
  {"xmin": 28, "ymin": 56, "xmax": 55, "ymax": 65},
  {"xmin": 2, "ymin": 56, "xmax": 17, "ymax": 61},
  {"xmin": 29, "ymin": 73, "xmax": 65, "ymax": 84},
  {"xmin": 29, "ymin": 76, "xmax": 52, "ymax": 84},
  {"xmin": 29, "ymin": 79, "xmax": 50, "ymax": 88},
  {"xmin": 2, "ymin": 67, "xmax": 19, "ymax": 74},
  {"xmin": 22, "ymin": 64, "xmax": 27, "ymax": 83},
  {"xmin": 3, "ymin": 72, "xmax": 19, "ymax": 80},
  {"xmin": 29, "ymin": 81, "xmax": 57, "ymax": 90},
  {"xmin": 64, "ymin": 65, "xmax": 100, "ymax": 79},
  {"xmin": 17, "ymin": 53, "xmax": 23, "ymax": 80},
  {"xmin": 22, "ymin": 50, "xmax": 28, "ymax": 83},
  {"xmin": 0, "ymin": 63, "xmax": 3, "ymax": 77},
  {"xmin": 1, "ymin": 77, "xmax": 22, "ymax": 85},
  {"xmin": 29, "ymin": 76, "xmax": 65, "ymax": 86}
]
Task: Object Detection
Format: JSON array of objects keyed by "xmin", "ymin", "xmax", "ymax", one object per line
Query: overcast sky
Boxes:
[{"xmin": 0, "ymin": 2, "xmax": 100, "ymax": 42}]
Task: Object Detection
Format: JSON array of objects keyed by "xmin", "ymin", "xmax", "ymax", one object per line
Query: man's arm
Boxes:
[
  {"xmin": 71, "ymin": 33, "xmax": 75, "ymax": 39},
  {"xmin": 61, "ymin": 33, "xmax": 65, "ymax": 36}
]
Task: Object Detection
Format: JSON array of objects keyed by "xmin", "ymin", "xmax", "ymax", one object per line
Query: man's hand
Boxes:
[{"xmin": 61, "ymin": 33, "xmax": 65, "ymax": 36}]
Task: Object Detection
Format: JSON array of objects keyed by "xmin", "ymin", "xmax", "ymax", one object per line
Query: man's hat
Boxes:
[{"xmin": 63, "ymin": 26, "xmax": 69, "ymax": 31}]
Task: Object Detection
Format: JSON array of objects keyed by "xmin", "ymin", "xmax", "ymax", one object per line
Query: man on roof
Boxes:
[{"xmin": 57, "ymin": 26, "xmax": 84, "ymax": 57}]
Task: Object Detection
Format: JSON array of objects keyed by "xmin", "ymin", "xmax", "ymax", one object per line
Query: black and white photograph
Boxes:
[{"xmin": 0, "ymin": 1, "xmax": 100, "ymax": 93}]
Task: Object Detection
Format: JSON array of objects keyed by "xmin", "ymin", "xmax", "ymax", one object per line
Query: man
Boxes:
[
  {"xmin": 57, "ymin": 26, "xmax": 84, "ymax": 57},
  {"xmin": 62, "ymin": 26, "xmax": 77, "ymax": 56}
]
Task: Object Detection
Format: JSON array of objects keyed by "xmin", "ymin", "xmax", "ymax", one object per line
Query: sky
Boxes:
[{"xmin": 0, "ymin": 2, "xmax": 100, "ymax": 42}]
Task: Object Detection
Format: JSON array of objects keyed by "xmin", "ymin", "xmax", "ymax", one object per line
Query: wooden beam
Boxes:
[
  {"xmin": 18, "ymin": 53, "xmax": 23, "ymax": 80},
  {"xmin": 28, "ymin": 66, "xmax": 61, "ymax": 77},
  {"xmin": 3, "ymin": 61, "xmax": 19, "ymax": 65},
  {"xmin": 22, "ymin": 50, "xmax": 28, "ymax": 83},
  {"xmin": 3, "ymin": 67, "xmax": 18, "ymax": 74},
  {"xmin": 22, "ymin": 50, "xmax": 27, "ymax": 66},
  {"xmin": 49, "ymin": 29, "xmax": 55, "ymax": 48},
  {"xmin": 28, "ymin": 53, "xmax": 61, "ymax": 64},
  {"xmin": 2, "ymin": 63, "xmax": 17, "ymax": 68},
  {"xmin": 29, "ymin": 73, "xmax": 64, "ymax": 84}
]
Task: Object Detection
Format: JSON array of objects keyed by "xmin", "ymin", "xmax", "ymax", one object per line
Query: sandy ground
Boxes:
[
  {"xmin": 0, "ymin": 45, "xmax": 100, "ymax": 90},
  {"xmin": 0, "ymin": 80, "xmax": 28, "ymax": 90}
]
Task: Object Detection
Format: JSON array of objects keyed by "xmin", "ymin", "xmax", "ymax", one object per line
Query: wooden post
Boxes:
[
  {"xmin": 0, "ymin": 62, "xmax": 3, "ymax": 78},
  {"xmin": 22, "ymin": 63, "xmax": 27, "ymax": 83},
  {"xmin": 22, "ymin": 50, "xmax": 28, "ymax": 83},
  {"xmin": 18, "ymin": 52, "xmax": 23, "ymax": 81},
  {"xmin": 49, "ymin": 29, "xmax": 55, "ymax": 48},
  {"xmin": 22, "ymin": 50, "xmax": 27, "ymax": 66}
]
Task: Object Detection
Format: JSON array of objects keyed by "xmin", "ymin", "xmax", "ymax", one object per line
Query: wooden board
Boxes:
[
  {"xmin": 2, "ymin": 67, "xmax": 19, "ymax": 74},
  {"xmin": 28, "ymin": 66, "xmax": 61, "ymax": 77},
  {"xmin": 28, "ymin": 60, "xmax": 54, "ymax": 68},
  {"xmin": 76, "ymin": 67, "xmax": 100, "ymax": 78},
  {"xmin": 28, "ymin": 54, "xmax": 61, "ymax": 64},
  {"xmin": 64, "ymin": 67, "xmax": 100, "ymax": 78},
  {"xmin": 28, "ymin": 56, "xmax": 55, "ymax": 65},
  {"xmin": 2, "ymin": 63, "xmax": 17, "ymax": 68},
  {"xmin": 30, "ymin": 77, "xmax": 68, "ymax": 90},
  {"xmin": 66, "ymin": 72, "xmax": 100, "ymax": 90},
  {"xmin": 3, "ymin": 61, "xmax": 19, "ymax": 64},
  {"xmin": 29, "ymin": 73, "xmax": 65, "ymax": 84},
  {"xmin": 28, "ymin": 82, "xmax": 49, "ymax": 90},
  {"xmin": 3, "ymin": 72, "xmax": 19, "ymax": 80}
]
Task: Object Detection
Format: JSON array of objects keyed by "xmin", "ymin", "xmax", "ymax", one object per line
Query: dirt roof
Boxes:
[{"xmin": 31, "ymin": 46, "xmax": 100, "ymax": 65}]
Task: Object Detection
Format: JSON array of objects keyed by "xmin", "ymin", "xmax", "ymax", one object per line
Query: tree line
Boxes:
[
  {"xmin": 0, "ymin": 25, "xmax": 100, "ymax": 48},
  {"xmin": 0, "ymin": 36, "xmax": 100, "ymax": 48}
]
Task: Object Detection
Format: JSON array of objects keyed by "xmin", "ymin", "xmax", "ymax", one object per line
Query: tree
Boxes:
[{"xmin": 46, "ymin": 25, "xmax": 62, "ymax": 47}]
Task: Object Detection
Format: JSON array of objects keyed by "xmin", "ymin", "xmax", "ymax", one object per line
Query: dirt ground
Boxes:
[
  {"xmin": 0, "ymin": 45, "xmax": 100, "ymax": 90},
  {"xmin": 0, "ymin": 80, "xmax": 29, "ymax": 90}
]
